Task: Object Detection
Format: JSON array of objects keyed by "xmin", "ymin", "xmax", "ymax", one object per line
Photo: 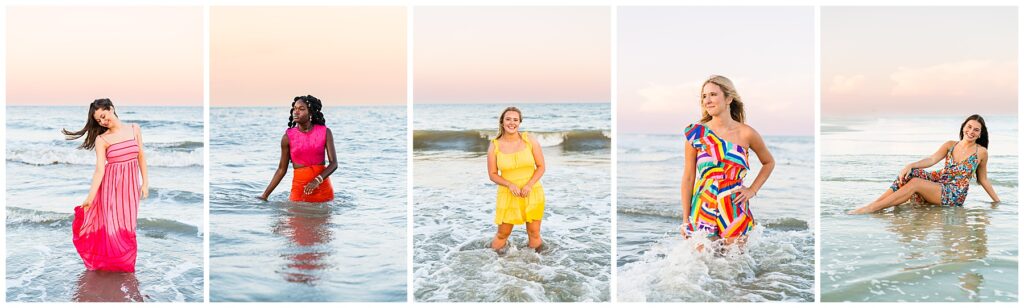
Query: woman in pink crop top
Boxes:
[{"xmin": 258, "ymin": 95, "xmax": 338, "ymax": 202}]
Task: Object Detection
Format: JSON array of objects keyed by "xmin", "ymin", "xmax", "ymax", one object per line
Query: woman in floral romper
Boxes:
[{"xmin": 849, "ymin": 115, "xmax": 1000, "ymax": 214}]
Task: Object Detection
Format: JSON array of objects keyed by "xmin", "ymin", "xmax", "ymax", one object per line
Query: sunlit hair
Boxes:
[
  {"xmin": 62, "ymin": 98, "xmax": 118, "ymax": 150},
  {"xmin": 496, "ymin": 106, "xmax": 523, "ymax": 139},
  {"xmin": 699, "ymin": 75, "xmax": 745, "ymax": 123}
]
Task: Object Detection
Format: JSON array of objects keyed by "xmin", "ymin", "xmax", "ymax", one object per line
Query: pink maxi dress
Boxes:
[{"xmin": 72, "ymin": 128, "xmax": 141, "ymax": 272}]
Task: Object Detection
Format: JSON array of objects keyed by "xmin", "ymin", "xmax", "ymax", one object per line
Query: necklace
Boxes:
[{"xmin": 954, "ymin": 142, "xmax": 976, "ymax": 162}]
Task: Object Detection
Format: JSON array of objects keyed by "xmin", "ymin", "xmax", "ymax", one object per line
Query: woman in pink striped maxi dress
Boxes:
[{"xmin": 62, "ymin": 98, "xmax": 150, "ymax": 272}]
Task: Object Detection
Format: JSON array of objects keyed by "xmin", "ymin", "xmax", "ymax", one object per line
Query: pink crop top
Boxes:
[{"xmin": 286, "ymin": 124, "xmax": 327, "ymax": 167}]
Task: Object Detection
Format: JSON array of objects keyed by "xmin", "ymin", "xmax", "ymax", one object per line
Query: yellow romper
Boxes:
[{"xmin": 493, "ymin": 132, "xmax": 546, "ymax": 225}]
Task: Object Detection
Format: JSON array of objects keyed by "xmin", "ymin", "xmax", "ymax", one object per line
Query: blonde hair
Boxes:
[
  {"xmin": 699, "ymin": 75, "xmax": 745, "ymax": 123},
  {"xmin": 496, "ymin": 106, "xmax": 523, "ymax": 139}
]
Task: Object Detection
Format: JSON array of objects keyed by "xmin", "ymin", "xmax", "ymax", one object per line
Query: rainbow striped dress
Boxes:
[
  {"xmin": 683, "ymin": 123, "xmax": 755, "ymax": 238},
  {"xmin": 73, "ymin": 126, "xmax": 141, "ymax": 272}
]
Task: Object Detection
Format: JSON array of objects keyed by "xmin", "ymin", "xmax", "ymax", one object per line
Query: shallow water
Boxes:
[
  {"xmin": 821, "ymin": 116, "xmax": 1018, "ymax": 302},
  {"xmin": 208, "ymin": 106, "xmax": 407, "ymax": 302},
  {"xmin": 616, "ymin": 133, "xmax": 815, "ymax": 302},
  {"xmin": 413, "ymin": 103, "xmax": 611, "ymax": 302},
  {"xmin": 6, "ymin": 106, "xmax": 204, "ymax": 302}
]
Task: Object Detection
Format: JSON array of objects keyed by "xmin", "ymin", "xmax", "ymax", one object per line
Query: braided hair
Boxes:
[{"xmin": 288, "ymin": 95, "xmax": 326, "ymax": 127}]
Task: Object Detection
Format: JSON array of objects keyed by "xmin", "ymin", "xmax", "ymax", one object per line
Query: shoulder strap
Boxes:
[
  {"xmin": 98, "ymin": 133, "xmax": 109, "ymax": 144},
  {"xmin": 522, "ymin": 132, "xmax": 535, "ymax": 150}
]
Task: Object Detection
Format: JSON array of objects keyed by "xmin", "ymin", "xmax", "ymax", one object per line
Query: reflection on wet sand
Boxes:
[
  {"xmin": 879, "ymin": 203, "xmax": 993, "ymax": 300},
  {"xmin": 271, "ymin": 202, "xmax": 334, "ymax": 285},
  {"xmin": 73, "ymin": 270, "xmax": 144, "ymax": 302}
]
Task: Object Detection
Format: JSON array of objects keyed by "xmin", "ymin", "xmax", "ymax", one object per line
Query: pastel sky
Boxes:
[
  {"xmin": 415, "ymin": 7, "xmax": 610, "ymax": 104},
  {"xmin": 822, "ymin": 7, "xmax": 1017, "ymax": 117},
  {"xmin": 211, "ymin": 6, "xmax": 406, "ymax": 106},
  {"xmin": 6, "ymin": 7, "xmax": 203, "ymax": 106},
  {"xmin": 618, "ymin": 7, "xmax": 815, "ymax": 136}
]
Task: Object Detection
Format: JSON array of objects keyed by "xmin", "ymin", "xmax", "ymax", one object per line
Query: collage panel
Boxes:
[
  {"xmin": 4, "ymin": 2, "xmax": 1022, "ymax": 305},
  {"xmin": 207, "ymin": 6, "xmax": 408, "ymax": 302},
  {"xmin": 615, "ymin": 6, "xmax": 816, "ymax": 302},
  {"xmin": 820, "ymin": 7, "xmax": 1018, "ymax": 302},
  {"xmin": 5, "ymin": 6, "xmax": 205, "ymax": 302},
  {"xmin": 412, "ymin": 6, "xmax": 612, "ymax": 302}
]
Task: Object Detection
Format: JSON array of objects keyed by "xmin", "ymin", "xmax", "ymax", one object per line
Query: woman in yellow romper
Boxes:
[{"xmin": 487, "ymin": 107, "xmax": 546, "ymax": 251}]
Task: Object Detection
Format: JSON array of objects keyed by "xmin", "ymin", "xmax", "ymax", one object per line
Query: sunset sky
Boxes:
[
  {"xmin": 210, "ymin": 6, "xmax": 406, "ymax": 106},
  {"xmin": 414, "ymin": 6, "xmax": 610, "ymax": 104},
  {"xmin": 6, "ymin": 7, "xmax": 203, "ymax": 106},
  {"xmin": 617, "ymin": 7, "xmax": 815, "ymax": 136},
  {"xmin": 822, "ymin": 7, "xmax": 1017, "ymax": 117}
]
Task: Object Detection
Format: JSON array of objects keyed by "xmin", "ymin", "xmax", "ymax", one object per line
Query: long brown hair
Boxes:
[
  {"xmin": 699, "ymin": 75, "xmax": 745, "ymax": 123},
  {"xmin": 960, "ymin": 114, "xmax": 989, "ymax": 182},
  {"xmin": 62, "ymin": 98, "xmax": 117, "ymax": 150},
  {"xmin": 496, "ymin": 106, "xmax": 523, "ymax": 139}
]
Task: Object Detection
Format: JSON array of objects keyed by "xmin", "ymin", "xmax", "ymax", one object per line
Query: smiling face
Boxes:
[
  {"xmin": 292, "ymin": 99, "xmax": 310, "ymax": 125},
  {"xmin": 92, "ymin": 108, "xmax": 116, "ymax": 128},
  {"xmin": 701, "ymin": 82, "xmax": 732, "ymax": 118},
  {"xmin": 962, "ymin": 119, "xmax": 983, "ymax": 142},
  {"xmin": 501, "ymin": 110, "xmax": 521, "ymax": 135}
]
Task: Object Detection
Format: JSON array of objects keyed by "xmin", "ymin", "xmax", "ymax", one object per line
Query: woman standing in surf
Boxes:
[
  {"xmin": 848, "ymin": 114, "xmax": 999, "ymax": 214},
  {"xmin": 64, "ymin": 98, "xmax": 150, "ymax": 272},
  {"xmin": 681, "ymin": 75, "xmax": 775, "ymax": 244},
  {"xmin": 258, "ymin": 95, "xmax": 338, "ymax": 202},
  {"xmin": 487, "ymin": 106, "xmax": 547, "ymax": 252}
]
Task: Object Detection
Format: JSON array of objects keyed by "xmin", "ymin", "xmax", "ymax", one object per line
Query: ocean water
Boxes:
[
  {"xmin": 413, "ymin": 103, "xmax": 611, "ymax": 302},
  {"xmin": 616, "ymin": 132, "xmax": 816, "ymax": 302},
  {"xmin": 821, "ymin": 116, "xmax": 1018, "ymax": 302},
  {"xmin": 208, "ymin": 106, "xmax": 406, "ymax": 302},
  {"xmin": 6, "ymin": 106, "xmax": 204, "ymax": 302}
]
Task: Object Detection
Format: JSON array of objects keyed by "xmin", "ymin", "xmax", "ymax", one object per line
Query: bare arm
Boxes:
[
  {"xmin": 908, "ymin": 141, "xmax": 954, "ymax": 169},
  {"xmin": 976, "ymin": 149, "xmax": 1000, "ymax": 202},
  {"xmin": 134, "ymin": 124, "xmax": 150, "ymax": 199},
  {"xmin": 258, "ymin": 134, "xmax": 291, "ymax": 201},
  {"xmin": 744, "ymin": 127, "xmax": 775, "ymax": 195},
  {"xmin": 520, "ymin": 137, "xmax": 546, "ymax": 197},
  {"xmin": 680, "ymin": 142, "xmax": 697, "ymax": 229},
  {"xmin": 487, "ymin": 142, "xmax": 521, "ymax": 196},
  {"xmin": 319, "ymin": 128, "xmax": 339, "ymax": 179},
  {"xmin": 82, "ymin": 140, "xmax": 109, "ymax": 208},
  {"xmin": 304, "ymin": 128, "xmax": 339, "ymax": 194}
]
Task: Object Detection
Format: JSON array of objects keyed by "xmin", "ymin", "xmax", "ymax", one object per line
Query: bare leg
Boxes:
[
  {"xmin": 874, "ymin": 188, "xmax": 896, "ymax": 203},
  {"xmin": 849, "ymin": 178, "xmax": 942, "ymax": 214},
  {"xmin": 491, "ymin": 223, "xmax": 514, "ymax": 251},
  {"xmin": 526, "ymin": 220, "xmax": 543, "ymax": 249}
]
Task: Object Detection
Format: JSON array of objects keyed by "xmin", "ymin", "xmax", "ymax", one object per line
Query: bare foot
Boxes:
[{"xmin": 492, "ymin": 240, "xmax": 510, "ymax": 255}]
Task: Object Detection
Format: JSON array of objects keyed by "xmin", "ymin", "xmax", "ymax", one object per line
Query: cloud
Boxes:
[
  {"xmin": 890, "ymin": 60, "xmax": 1016, "ymax": 98},
  {"xmin": 827, "ymin": 74, "xmax": 866, "ymax": 94},
  {"xmin": 633, "ymin": 80, "xmax": 703, "ymax": 113}
]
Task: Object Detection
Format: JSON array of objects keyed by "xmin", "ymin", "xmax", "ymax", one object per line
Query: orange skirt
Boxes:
[{"xmin": 289, "ymin": 165, "xmax": 334, "ymax": 202}]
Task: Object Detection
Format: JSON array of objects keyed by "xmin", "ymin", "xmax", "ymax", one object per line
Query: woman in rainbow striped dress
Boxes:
[
  {"xmin": 681, "ymin": 75, "xmax": 775, "ymax": 244},
  {"xmin": 63, "ymin": 98, "xmax": 149, "ymax": 272}
]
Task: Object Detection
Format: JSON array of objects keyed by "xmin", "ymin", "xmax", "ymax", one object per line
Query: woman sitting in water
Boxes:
[
  {"xmin": 849, "ymin": 114, "xmax": 999, "ymax": 214},
  {"xmin": 258, "ymin": 95, "xmax": 338, "ymax": 202},
  {"xmin": 680, "ymin": 75, "xmax": 775, "ymax": 245}
]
